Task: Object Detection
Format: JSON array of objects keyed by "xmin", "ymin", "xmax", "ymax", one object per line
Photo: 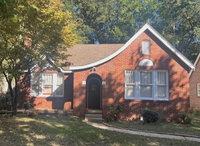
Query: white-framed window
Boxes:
[
  {"xmin": 197, "ymin": 83, "xmax": 200, "ymax": 97},
  {"xmin": 142, "ymin": 40, "xmax": 150, "ymax": 55},
  {"xmin": 125, "ymin": 70, "xmax": 135, "ymax": 98},
  {"xmin": 125, "ymin": 70, "xmax": 169, "ymax": 100},
  {"xmin": 31, "ymin": 73, "xmax": 64, "ymax": 97}
]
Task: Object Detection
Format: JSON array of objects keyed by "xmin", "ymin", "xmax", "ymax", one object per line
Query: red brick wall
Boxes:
[
  {"xmin": 73, "ymin": 32, "xmax": 190, "ymax": 120},
  {"xmin": 190, "ymin": 58, "xmax": 200, "ymax": 110}
]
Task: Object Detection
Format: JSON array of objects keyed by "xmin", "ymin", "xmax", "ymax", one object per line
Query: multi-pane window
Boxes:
[
  {"xmin": 157, "ymin": 72, "xmax": 167, "ymax": 98},
  {"xmin": 43, "ymin": 74, "xmax": 53, "ymax": 95},
  {"xmin": 142, "ymin": 40, "xmax": 150, "ymax": 55},
  {"xmin": 197, "ymin": 83, "xmax": 200, "ymax": 96},
  {"xmin": 140, "ymin": 71, "xmax": 152, "ymax": 97},
  {"xmin": 125, "ymin": 70, "xmax": 168, "ymax": 100},
  {"xmin": 31, "ymin": 73, "xmax": 64, "ymax": 97},
  {"xmin": 125, "ymin": 71, "xmax": 135, "ymax": 98}
]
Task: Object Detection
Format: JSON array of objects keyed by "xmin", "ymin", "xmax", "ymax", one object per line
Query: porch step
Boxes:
[
  {"xmin": 87, "ymin": 109, "xmax": 102, "ymax": 114},
  {"xmin": 85, "ymin": 113, "xmax": 102, "ymax": 123}
]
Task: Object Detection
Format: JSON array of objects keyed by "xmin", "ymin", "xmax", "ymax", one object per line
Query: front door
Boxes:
[{"xmin": 87, "ymin": 74, "xmax": 102, "ymax": 109}]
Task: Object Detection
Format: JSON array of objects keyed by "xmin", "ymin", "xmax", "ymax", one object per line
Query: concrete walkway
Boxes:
[{"xmin": 87, "ymin": 122, "xmax": 200, "ymax": 143}]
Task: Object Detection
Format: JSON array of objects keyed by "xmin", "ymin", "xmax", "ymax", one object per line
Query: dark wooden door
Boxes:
[{"xmin": 87, "ymin": 75, "xmax": 101, "ymax": 109}]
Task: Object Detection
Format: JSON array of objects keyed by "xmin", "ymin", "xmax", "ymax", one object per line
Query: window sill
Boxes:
[
  {"xmin": 31, "ymin": 95, "xmax": 64, "ymax": 98},
  {"xmin": 125, "ymin": 97, "xmax": 169, "ymax": 101}
]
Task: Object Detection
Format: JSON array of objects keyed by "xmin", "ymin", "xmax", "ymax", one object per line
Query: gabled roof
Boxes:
[{"xmin": 66, "ymin": 23, "xmax": 194, "ymax": 71}]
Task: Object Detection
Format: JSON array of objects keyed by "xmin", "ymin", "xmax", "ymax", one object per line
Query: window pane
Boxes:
[
  {"xmin": 142, "ymin": 41, "xmax": 150, "ymax": 54},
  {"xmin": 140, "ymin": 72, "xmax": 152, "ymax": 84},
  {"xmin": 55, "ymin": 85, "xmax": 63, "ymax": 95},
  {"xmin": 57, "ymin": 74, "xmax": 63, "ymax": 85},
  {"xmin": 157, "ymin": 86, "xmax": 166, "ymax": 98},
  {"xmin": 125, "ymin": 71, "xmax": 135, "ymax": 84},
  {"xmin": 55, "ymin": 74, "xmax": 63, "ymax": 95},
  {"xmin": 31, "ymin": 85, "xmax": 39, "ymax": 96},
  {"xmin": 31, "ymin": 73, "xmax": 40, "ymax": 85},
  {"xmin": 43, "ymin": 74, "xmax": 53, "ymax": 85},
  {"xmin": 140, "ymin": 85, "xmax": 152, "ymax": 97},
  {"xmin": 126, "ymin": 85, "xmax": 135, "ymax": 97},
  {"xmin": 198, "ymin": 84, "xmax": 200, "ymax": 89},
  {"xmin": 43, "ymin": 85, "xmax": 53, "ymax": 95},
  {"xmin": 157, "ymin": 72, "xmax": 166, "ymax": 85}
]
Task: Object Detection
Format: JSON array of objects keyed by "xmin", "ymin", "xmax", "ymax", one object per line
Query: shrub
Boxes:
[
  {"xmin": 43, "ymin": 109, "xmax": 49, "ymax": 115},
  {"xmin": 28, "ymin": 110, "xmax": 38, "ymax": 117},
  {"xmin": 190, "ymin": 108, "xmax": 200, "ymax": 117},
  {"xmin": 176, "ymin": 112, "xmax": 192, "ymax": 124},
  {"xmin": 141, "ymin": 108, "xmax": 159, "ymax": 123},
  {"xmin": 63, "ymin": 110, "xmax": 69, "ymax": 116},
  {"xmin": 24, "ymin": 102, "xmax": 30, "ymax": 111},
  {"xmin": 54, "ymin": 109, "xmax": 59, "ymax": 115},
  {"xmin": 106, "ymin": 105, "xmax": 123, "ymax": 122}
]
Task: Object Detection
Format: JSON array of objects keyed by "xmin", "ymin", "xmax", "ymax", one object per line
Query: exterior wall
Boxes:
[
  {"xmin": 73, "ymin": 31, "xmax": 190, "ymax": 120},
  {"xmin": 19, "ymin": 69, "xmax": 73, "ymax": 110},
  {"xmin": 190, "ymin": 59, "xmax": 200, "ymax": 110}
]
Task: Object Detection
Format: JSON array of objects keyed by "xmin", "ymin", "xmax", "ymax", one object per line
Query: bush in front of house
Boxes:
[
  {"xmin": 106, "ymin": 105, "xmax": 123, "ymax": 122},
  {"xmin": 176, "ymin": 112, "xmax": 192, "ymax": 124},
  {"xmin": 141, "ymin": 108, "xmax": 159, "ymax": 123}
]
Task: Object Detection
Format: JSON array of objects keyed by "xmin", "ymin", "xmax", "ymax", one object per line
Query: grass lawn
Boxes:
[
  {"xmin": 109, "ymin": 113, "xmax": 200, "ymax": 137},
  {"xmin": 0, "ymin": 114, "xmax": 199, "ymax": 146}
]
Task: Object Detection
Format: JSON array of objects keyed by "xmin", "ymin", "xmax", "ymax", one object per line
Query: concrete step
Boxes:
[
  {"xmin": 87, "ymin": 109, "xmax": 102, "ymax": 114},
  {"xmin": 85, "ymin": 113, "xmax": 102, "ymax": 123}
]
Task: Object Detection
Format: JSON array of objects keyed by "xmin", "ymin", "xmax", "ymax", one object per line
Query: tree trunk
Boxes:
[
  {"xmin": 13, "ymin": 78, "xmax": 19, "ymax": 115},
  {"xmin": 3, "ymin": 72, "xmax": 16, "ymax": 115}
]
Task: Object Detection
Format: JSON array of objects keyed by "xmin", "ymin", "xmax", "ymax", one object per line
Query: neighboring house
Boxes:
[
  {"xmin": 190, "ymin": 53, "xmax": 200, "ymax": 111},
  {"xmin": 20, "ymin": 24, "xmax": 195, "ymax": 120}
]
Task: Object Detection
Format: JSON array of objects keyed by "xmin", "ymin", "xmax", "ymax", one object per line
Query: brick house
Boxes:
[
  {"xmin": 190, "ymin": 53, "xmax": 200, "ymax": 111},
  {"xmin": 22, "ymin": 24, "xmax": 194, "ymax": 120}
]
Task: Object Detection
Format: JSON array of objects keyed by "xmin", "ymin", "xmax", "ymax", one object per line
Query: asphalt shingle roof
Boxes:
[{"xmin": 62, "ymin": 44, "xmax": 124, "ymax": 70}]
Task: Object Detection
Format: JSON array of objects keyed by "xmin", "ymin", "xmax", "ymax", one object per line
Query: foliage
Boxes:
[
  {"xmin": 23, "ymin": 101, "xmax": 30, "ymax": 111},
  {"xmin": 155, "ymin": 0, "xmax": 200, "ymax": 61},
  {"xmin": 73, "ymin": 0, "xmax": 159, "ymax": 44},
  {"xmin": 27, "ymin": 109, "xmax": 38, "ymax": 117},
  {"xmin": 176, "ymin": 112, "xmax": 192, "ymax": 124},
  {"xmin": 106, "ymin": 105, "xmax": 122, "ymax": 122},
  {"xmin": 54, "ymin": 109, "xmax": 59, "ymax": 115},
  {"xmin": 0, "ymin": 0, "xmax": 81, "ymax": 115},
  {"xmin": 43, "ymin": 109, "xmax": 49, "ymax": 115},
  {"xmin": 109, "ymin": 114, "xmax": 200, "ymax": 137},
  {"xmin": 69, "ymin": 0, "xmax": 200, "ymax": 61},
  {"xmin": 190, "ymin": 108, "xmax": 200, "ymax": 117},
  {"xmin": 141, "ymin": 108, "xmax": 159, "ymax": 123},
  {"xmin": 63, "ymin": 109, "xmax": 70, "ymax": 116}
]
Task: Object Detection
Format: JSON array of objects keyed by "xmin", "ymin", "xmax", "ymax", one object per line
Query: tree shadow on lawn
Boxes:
[{"xmin": 0, "ymin": 114, "xmax": 199, "ymax": 146}]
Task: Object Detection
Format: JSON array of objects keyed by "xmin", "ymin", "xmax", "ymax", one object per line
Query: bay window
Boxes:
[
  {"xmin": 125, "ymin": 70, "xmax": 169, "ymax": 100},
  {"xmin": 31, "ymin": 73, "xmax": 64, "ymax": 97}
]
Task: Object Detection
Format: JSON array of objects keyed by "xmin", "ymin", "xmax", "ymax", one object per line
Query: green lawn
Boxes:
[
  {"xmin": 0, "ymin": 114, "xmax": 199, "ymax": 146},
  {"xmin": 108, "ymin": 113, "xmax": 200, "ymax": 137}
]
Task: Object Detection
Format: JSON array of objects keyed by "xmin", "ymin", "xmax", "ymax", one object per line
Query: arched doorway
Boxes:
[{"xmin": 86, "ymin": 74, "xmax": 102, "ymax": 109}]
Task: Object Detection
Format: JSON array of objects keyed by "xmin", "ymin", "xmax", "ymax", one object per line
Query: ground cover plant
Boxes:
[
  {"xmin": 109, "ymin": 111, "xmax": 200, "ymax": 137},
  {"xmin": 0, "ymin": 113, "xmax": 199, "ymax": 146}
]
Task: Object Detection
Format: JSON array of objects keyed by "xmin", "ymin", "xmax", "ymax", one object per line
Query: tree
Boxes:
[
  {"xmin": 72, "ymin": 0, "xmax": 200, "ymax": 60},
  {"xmin": 72, "ymin": 0, "xmax": 159, "ymax": 44},
  {"xmin": 0, "ymin": 0, "xmax": 81, "ymax": 115},
  {"xmin": 153, "ymin": 0, "xmax": 200, "ymax": 61}
]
